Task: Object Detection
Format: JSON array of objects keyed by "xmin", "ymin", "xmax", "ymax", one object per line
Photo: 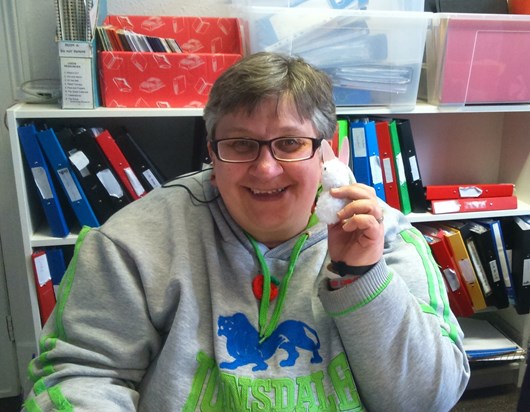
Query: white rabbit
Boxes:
[{"xmin": 315, "ymin": 138, "xmax": 356, "ymax": 225}]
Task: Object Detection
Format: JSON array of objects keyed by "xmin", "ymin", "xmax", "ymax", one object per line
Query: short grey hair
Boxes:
[{"xmin": 203, "ymin": 52, "xmax": 337, "ymax": 141}]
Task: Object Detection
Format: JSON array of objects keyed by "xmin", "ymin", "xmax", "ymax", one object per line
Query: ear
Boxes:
[
  {"xmin": 338, "ymin": 138, "xmax": 350, "ymax": 166},
  {"xmin": 320, "ymin": 139, "xmax": 336, "ymax": 163}
]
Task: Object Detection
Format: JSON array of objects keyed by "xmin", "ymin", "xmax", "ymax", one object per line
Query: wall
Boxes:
[
  {"xmin": 14, "ymin": 0, "xmax": 233, "ymax": 90},
  {"xmin": 0, "ymin": 0, "xmax": 233, "ymax": 397}
]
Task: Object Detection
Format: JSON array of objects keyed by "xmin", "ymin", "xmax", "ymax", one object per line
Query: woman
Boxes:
[{"xmin": 24, "ymin": 52, "xmax": 469, "ymax": 411}]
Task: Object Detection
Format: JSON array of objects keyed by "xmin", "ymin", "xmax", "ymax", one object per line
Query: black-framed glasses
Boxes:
[{"xmin": 211, "ymin": 137, "xmax": 323, "ymax": 163}]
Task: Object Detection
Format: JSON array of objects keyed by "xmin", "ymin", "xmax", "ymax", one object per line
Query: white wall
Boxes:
[
  {"xmin": 0, "ymin": 0, "xmax": 233, "ymax": 398},
  {"xmin": 12, "ymin": 0, "xmax": 233, "ymax": 91}
]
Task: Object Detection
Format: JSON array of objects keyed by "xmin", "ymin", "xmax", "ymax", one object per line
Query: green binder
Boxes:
[{"xmin": 388, "ymin": 120, "xmax": 412, "ymax": 215}]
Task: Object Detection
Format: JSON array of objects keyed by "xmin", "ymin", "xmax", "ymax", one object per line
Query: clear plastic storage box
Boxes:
[
  {"xmin": 232, "ymin": 0, "xmax": 425, "ymax": 11},
  {"xmin": 239, "ymin": 7, "xmax": 431, "ymax": 108},
  {"xmin": 426, "ymin": 13, "xmax": 530, "ymax": 106}
]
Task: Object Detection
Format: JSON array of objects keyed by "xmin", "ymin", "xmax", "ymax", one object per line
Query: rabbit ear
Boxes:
[
  {"xmin": 338, "ymin": 138, "xmax": 350, "ymax": 166},
  {"xmin": 320, "ymin": 139, "xmax": 336, "ymax": 162}
]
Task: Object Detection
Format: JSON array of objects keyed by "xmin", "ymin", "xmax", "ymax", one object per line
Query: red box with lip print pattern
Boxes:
[{"xmin": 98, "ymin": 15, "xmax": 244, "ymax": 108}]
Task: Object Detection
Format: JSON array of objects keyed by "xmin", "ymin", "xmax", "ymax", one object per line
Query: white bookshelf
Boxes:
[{"xmin": 3, "ymin": 101, "xmax": 530, "ymax": 393}]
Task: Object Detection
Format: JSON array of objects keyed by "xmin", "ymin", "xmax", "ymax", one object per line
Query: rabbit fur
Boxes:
[{"xmin": 315, "ymin": 139, "xmax": 356, "ymax": 225}]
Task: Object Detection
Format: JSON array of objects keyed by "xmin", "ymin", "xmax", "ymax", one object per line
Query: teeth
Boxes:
[{"xmin": 250, "ymin": 188, "xmax": 286, "ymax": 195}]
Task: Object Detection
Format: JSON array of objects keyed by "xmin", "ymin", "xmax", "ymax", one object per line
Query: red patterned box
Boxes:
[{"xmin": 98, "ymin": 15, "xmax": 243, "ymax": 108}]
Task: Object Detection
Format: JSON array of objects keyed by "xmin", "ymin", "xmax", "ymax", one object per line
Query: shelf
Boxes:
[
  {"xmin": 406, "ymin": 200, "xmax": 530, "ymax": 223},
  {"xmin": 10, "ymin": 101, "xmax": 530, "ymax": 120},
  {"xmin": 27, "ymin": 201, "xmax": 530, "ymax": 247},
  {"xmin": 8, "ymin": 103, "xmax": 205, "ymax": 119}
]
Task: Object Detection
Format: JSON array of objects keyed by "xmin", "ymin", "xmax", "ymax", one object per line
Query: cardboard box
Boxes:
[{"xmin": 98, "ymin": 16, "xmax": 243, "ymax": 108}]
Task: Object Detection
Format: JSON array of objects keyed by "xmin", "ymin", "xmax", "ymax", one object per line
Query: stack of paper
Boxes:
[
  {"xmin": 55, "ymin": 0, "xmax": 101, "ymax": 41},
  {"xmin": 459, "ymin": 317, "xmax": 525, "ymax": 361}
]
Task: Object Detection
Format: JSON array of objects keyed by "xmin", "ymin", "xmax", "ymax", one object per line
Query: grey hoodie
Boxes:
[{"xmin": 24, "ymin": 169, "xmax": 469, "ymax": 412}]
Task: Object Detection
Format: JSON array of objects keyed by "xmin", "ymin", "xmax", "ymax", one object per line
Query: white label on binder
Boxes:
[
  {"xmin": 31, "ymin": 167, "xmax": 54, "ymax": 200},
  {"xmin": 124, "ymin": 167, "xmax": 146, "ymax": 197},
  {"xmin": 523, "ymin": 259, "xmax": 530, "ymax": 286},
  {"xmin": 409, "ymin": 155, "xmax": 420, "ymax": 181},
  {"xmin": 489, "ymin": 260, "xmax": 501, "ymax": 283},
  {"xmin": 352, "ymin": 128, "xmax": 367, "ymax": 157},
  {"xmin": 459, "ymin": 186, "xmax": 483, "ymax": 198},
  {"xmin": 369, "ymin": 156, "xmax": 383, "ymax": 185},
  {"xmin": 96, "ymin": 169, "xmax": 124, "ymax": 198},
  {"xmin": 69, "ymin": 150, "xmax": 90, "ymax": 172},
  {"xmin": 143, "ymin": 170, "xmax": 161, "ymax": 189},
  {"xmin": 383, "ymin": 157, "xmax": 394, "ymax": 183},
  {"xmin": 467, "ymin": 240, "xmax": 492, "ymax": 296},
  {"xmin": 395, "ymin": 153, "xmax": 407, "ymax": 186},
  {"xmin": 443, "ymin": 268, "xmax": 460, "ymax": 292},
  {"xmin": 458, "ymin": 259, "xmax": 476, "ymax": 284},
  {"xmin": 58, "ymin": 168, "xmax": 82, "ymax": 202},
  {"xmin": 34, "ymin": 253, "xmax": 51, "ymax": 287}
]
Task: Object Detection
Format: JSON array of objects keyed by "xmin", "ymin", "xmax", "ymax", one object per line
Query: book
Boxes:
[
  {"xmin": 37, "ymin": 127, "xmax": 100, "ymax": 228},
  {"xmin": 114, "ymin": 129, "xmax": 164, "ymax": 191},
  {"xmin": 415, "ymin": 223, "xmax": 475, "ymax": 317},
  {"xmin": 56, "ymin": 127, "xmax": 116, "ymax": 224},
  {"xmin": 349, "ymin": 119, "xmax": 372, "ymax": 188},
  {"xmin": 511, "ymin": 216, "xmax": 530, "ymax": 314},
  {"xmin": 334, "ymin": 118, "xmax": 349, "ymax": 157},
  {"xmin": 72, "ymin": 128, "xmax": 132, "ymax": 213},
  {"xmin": 429, "ymin": 195, "xmax": 518, "ymax": 215},
  {"xmin": 94, "ymin": 129, "xmax": 147, "ymax": 200},
  {"xmin": 445, "ymin": 220, "xmax": 496, "ymax": 308},
  {"xmin": 363, "ymin": 119, "xmax": 385, "ymax": 202},
  {"xmin": 17, "ymin": 124, "xmax": 70, "ymax": 237},
  {"xmin": 438, "ymin": 223, "xmax": 487, "ymax": 311},
  {"xmin": 394, "ymin": 118, "xmax": 428, "ymax": 213},
  {"xmin": 44, "ymin": 247, "xmax": 68, "ymax": 297},
  {"xmin": 467, "ymin": 221, "xmax": 509, "ymax": 309},
  {"xmin": 459, "ymin": 317, "xmax": 520, "ymax": 360},
  {"xmin": 373, "ymin": 119, "xmax": 401, "ymax": 210},
  {"xmin": 388, "ymin": 119, "xmax": 411, "ymax": 215},
  {"xmin": 31, "ymin": 250, "xmax": 57, "ymax": 325},
  {"xmin": 425, "ymin": 183, "xmax": 515, "ymax": 200},
  {"xmin": 477, "ymin": 218, "xmax": 516, "ymax": 306}
]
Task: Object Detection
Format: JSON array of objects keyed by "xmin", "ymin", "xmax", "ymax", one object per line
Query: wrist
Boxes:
[{"xmin": 328, "ymin": 260, "xmax": 376, "ymax": 277}]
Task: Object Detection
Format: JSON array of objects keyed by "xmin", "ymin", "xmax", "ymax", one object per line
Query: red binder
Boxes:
[
  {"xmin": 31, "ymin": 250, "xmax": 57, "ymax": 325},
  {"xmin": 374, "ymin": 120, "xmax": 401, "ymax": 211},
  {"xmin": 95, "ymin": 129, "xmax": 147, "ymax": 200},
  {"xmin": 425, "ymin": 183, "xmax": 515, "ymax": 200},
  {"xmin": 416, "ymin": 224, "xmax": 475, "ymax": 317},
  {"xmin": 430, "ymin": 195, "xmax": 518, "ymax": 214}
]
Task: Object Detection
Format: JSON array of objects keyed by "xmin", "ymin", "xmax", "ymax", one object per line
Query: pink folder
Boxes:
[{"xmin": 440, "ymin": 16, "xmax": 530, "ymax": 104}]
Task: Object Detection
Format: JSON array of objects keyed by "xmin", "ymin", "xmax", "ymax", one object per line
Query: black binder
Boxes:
[
  {"xmin": 394, "ymin": 118, "xmax": 429, "ymax": 213},
  {"xmin": 56, "ymin": 128, "xmax": 115, "ymax": 224},
  {"xmin": 512, "ymin": 216, "xmax": 530, "ymax": 314},
  {"xmin": 468, "ymin": 221, "xmax": 509, "ymax": 309},
  {"xmin": 72, "ymin": 128, "xmax": 132, "ymax": 212},
  {"xmin": 115, "ymin": 129, "xmax": 164, "ymax": 191}
]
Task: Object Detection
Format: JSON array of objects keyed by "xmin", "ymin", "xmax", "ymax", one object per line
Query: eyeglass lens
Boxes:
[{"xmin": 217, "ymin": 137, "xmax": 317, "ymax": 162}]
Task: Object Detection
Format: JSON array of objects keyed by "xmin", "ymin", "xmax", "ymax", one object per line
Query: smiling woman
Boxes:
[{"xmin": 22, "ymin": 52, "xmax": 469, "ymax": 412}]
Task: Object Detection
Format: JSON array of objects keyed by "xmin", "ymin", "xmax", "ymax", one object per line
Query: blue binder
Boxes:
[
  {"xmin": 363, "ymin": 118, "xmax": 386, "ymax": 202},
  {"xmin": 37, "ymin": 127, "xmax": 100, "ymax": 228},
  {"xmin": 349, "ymin": 119, "xmax": 372, "ymax": 187},
  {"xmin": 18, "ymin": 124, "xmax": 70, "ymax": 237},
  {"xmin": 349, "ymin": 118, "xmax": 386, "ymax": 202}
]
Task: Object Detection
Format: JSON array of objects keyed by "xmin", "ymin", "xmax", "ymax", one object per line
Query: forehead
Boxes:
[{"xmin": 216, "ymin": 97, "xmax": 315, "ymax": 137}]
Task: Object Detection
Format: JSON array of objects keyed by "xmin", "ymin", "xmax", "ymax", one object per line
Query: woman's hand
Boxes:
[{"xmin": 326, "ymin": 183, "xmax": 385, "ymax": 268}]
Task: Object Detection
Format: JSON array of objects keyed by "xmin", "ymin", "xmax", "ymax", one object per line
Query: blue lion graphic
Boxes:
[{"xmin": 217, "ymin": 313, "xmax": 322, "ymax": 371}]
